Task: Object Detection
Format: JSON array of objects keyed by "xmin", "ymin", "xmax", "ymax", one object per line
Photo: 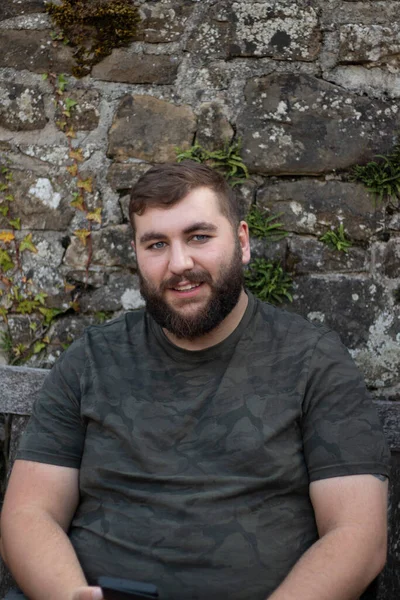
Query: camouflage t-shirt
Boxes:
[{"xmin": 17, "ymin": 292, "xmax": 390, "ymax": 600}]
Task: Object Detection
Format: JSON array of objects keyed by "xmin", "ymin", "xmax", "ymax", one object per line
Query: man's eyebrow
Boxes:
[
  {"xmin": 139, "ymin": 222, "xmax": 217, "ymax": 245},
  {"xmin": 183, "ymin": 222, "xmax": 218, "ymax": 235}
]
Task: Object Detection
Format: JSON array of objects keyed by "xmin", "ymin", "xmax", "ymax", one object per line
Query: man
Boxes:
[{"xmin": 0, "ymin": 162, "xmax": 390, "ymax": 600}]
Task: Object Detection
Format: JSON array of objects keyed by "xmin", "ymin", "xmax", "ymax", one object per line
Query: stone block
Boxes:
[
  {"xmin": 237, "ymin": 74, "xmax": 400, "ymax": 175},
  {"xmin": 229, "ymin": 1, "xmax": 320, "ymax": 61},
  {"xmin": 185, "ymin": 3, "xmax": 233, "ymax": 59},
  {"xmin": 56, "ymin": 88, "xmax": 100, "ymax": 132},
  {"xmin": 249, "ymin": 237, "xmax": 288, "ymax": 264},
  {"xmin": 0, "ymin": 170, "xmax": 74, "ymax": 231},
  {"xmin": 0, "ymin": 0, "xmax": 45, "ymax": 21},
  {"xmin": 196, "ymin": 102, "xmax": 234, "ymax": 151},
  {"xmin": 107, "ymin": 162, "xmax": 151, "ymax": 193},
  {"xmin": 0, "ymin": 82, "xmax": 47, "ymax": 131},
  {"xmin": 287, "ymin": 236, "xmax": 369, "ymax": 275},
  {"xmin": 107, "ymin": 95, "xmax": 197, "ymax": 163},
  {"xmin": 137, "ymin": 1, "xmax": 195, "ymax": 43},
  {"xmin": 339, "ymin": 24, "xmax": 400, "ymax": 66},
  {"xmin": 0, "ymin": 365, "xmax": 46, "ymax": 414},
  {"xmin": 257, "ymin": 179, "xmax": 385, "ymax": 242},
  {"xmin": 92, "ymin": 51, "xmax": 180, "ymax": 85},
  {"xmin": 47, "ymin": 314, "xmax": 96, "ymax": 349},
  {"xmin": 79, "ymin": 272, "xmax": 143, "ymax": 313},
  {"xmin": 64, "ymin": 225, "xmax": 136, "ymax": 269},
  {"xmin": 382, "ymin": 239, "xmax": 400, "ymax": 279},
  {"xmin": 0, "ymin": 30, "xmax": 74, "ymax": 74},
  {"xmin": 289, "ymin": 275, "xmax": 386, "ymax": 349}
]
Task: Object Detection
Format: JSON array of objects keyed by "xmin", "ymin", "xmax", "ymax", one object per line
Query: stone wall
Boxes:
[{"xmin": 0, "ymin": 0, "xmax": 398, "ymax": 402}]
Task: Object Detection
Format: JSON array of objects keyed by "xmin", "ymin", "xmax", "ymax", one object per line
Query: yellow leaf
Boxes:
[
  {"xmin": 0, "ymin": 231, "xmax": 15, "ymax": 244},
  {"xmin": 69, "ymin": 148, "xmax": 84, "ymax": 163},
  {"xmin": 20, "ymin": 233, "xmax": 38, "ymax": 254},
  {"xmin": 70, "ymin": 197, "xmax": 85, "ymax": 211},
  {"xmin": 69, "ymin": 301, "xmax": 80, "ymax": 312},
  {"xmin": 42, "ymin": 335, "xmax": 51, "ymax": 344},
  {"xmin": 77, "ymin": 177, "xmax": 93, "ymax": 193},
  {"xmin": 67, "ymin": 164, "xmax": 78, "ymax": 177},
  {"xmin": 73, "ymin": 229, "xmax": 91, "ymax": 246},
  {"xmin": 64, "ymin": 282, "xmax": 76, "ymax": 292},
  {"xmin": 86, "ymin": 208, "xmax": 102, "ymax": 224},
  {"xmin": 66, "ymin": 128, "xmax": 76, "ymax": 139}
]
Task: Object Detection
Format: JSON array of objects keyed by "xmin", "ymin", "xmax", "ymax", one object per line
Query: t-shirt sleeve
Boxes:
[
  {"xmin": 301, "ymin": 330, "xmax": 391, "ymax": 482},
  {"xmin": 16, "ymin": 335, "xmax": 87, "ymax": 469}
]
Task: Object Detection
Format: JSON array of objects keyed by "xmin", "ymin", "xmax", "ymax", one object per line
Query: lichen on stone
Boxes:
[{"xmin": 45, "ymin": 0, "xmax": 141, "ymax": 77}]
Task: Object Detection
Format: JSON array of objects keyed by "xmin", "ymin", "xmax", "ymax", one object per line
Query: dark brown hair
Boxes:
[{"xmin": 129, "ymin": 161, "xmax": 241, "ymax": 235}]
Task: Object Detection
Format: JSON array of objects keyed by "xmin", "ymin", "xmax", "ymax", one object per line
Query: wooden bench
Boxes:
[{"xmin": 0, "ymin": 365, "xmax": 399, "ymax": 599}]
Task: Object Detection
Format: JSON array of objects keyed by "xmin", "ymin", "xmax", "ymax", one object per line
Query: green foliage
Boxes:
[
  {"xmin": 0, "ymin": 248, "xmax": 14, "ymax": 272},
  {"xmin": 0, "ymin": 332, "xmax": 13, "ymax": 362},
  {"xmin": 244, "ymin": 258, "xmax": 293, "ymax": 305},
  {"xmin": 176, "ymin": 140, "xmax": 249, "ymax": 185},
  {"xmin": 319, "ymin": 223, "xmax": 352, "ymax": 254},
  {"xmin": 45, "ymin": 0, "xmax": 141, "ymax": 78},
  {"xmin": 247, "ymin": 207, "xmax": 287, "ymax": 242},
  {"xmin": 351, "ymin": 144, "xmax": 400, "ymax": 207},
  {"xmin": 95, "ymin": 311, "xmax": 112, "ymax": 324},
  {"xmin": 393, "ymin": 287, "xmax": 400, "ymax": 304}
]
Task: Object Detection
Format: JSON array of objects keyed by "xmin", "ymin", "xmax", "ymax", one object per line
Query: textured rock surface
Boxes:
[
  {"xmin": 238, "ymin": 74, "xmax": 400, "ymax": 175},
  {"xmin": 0, "ymin": 30, "xmax": 74, "ymax": 73},
  {"xmin": 108, "ymin": 95, "xmax": 197, "ymax": 163},
  {"xmin": 93, "ymin": 52, "xmax": 181, "ymax": 85},
  {"xmin": 0, "ymin": 82, "xmax": 47, "ymax": 131},
  {"xmin": 196, "ymin": 102, "xmax": 234, "ymax": 150},
  {"xmin": 257, "ymin": 179, "xmax": 385, "ymax": 241}
]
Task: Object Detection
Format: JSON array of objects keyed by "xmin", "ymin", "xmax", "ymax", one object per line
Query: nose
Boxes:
[{"xmin": 168, "ymin": 242, "xmax": 194, "ymax": 275}]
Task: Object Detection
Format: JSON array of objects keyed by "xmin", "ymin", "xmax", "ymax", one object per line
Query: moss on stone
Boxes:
[{"xmin": 45, "ymin": 0, "xmax": 140, "ymax": 77}]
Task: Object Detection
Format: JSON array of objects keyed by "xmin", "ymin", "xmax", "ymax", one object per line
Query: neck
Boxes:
[{"xmin": 163, "ymin": 289, "xmax": 249, "ymax": 351}]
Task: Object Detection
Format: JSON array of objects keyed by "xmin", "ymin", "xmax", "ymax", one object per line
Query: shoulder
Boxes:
[{"xmin": 252, "ymin": 295, "xmax": 334, "ymax": 350}]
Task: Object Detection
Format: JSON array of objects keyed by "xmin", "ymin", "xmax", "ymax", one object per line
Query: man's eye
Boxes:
[
  {"xmin": 192, "ymin": 234, "xmax": 210, "ymax": 242},
  {"xmin": 149, "ymin": 241, "xmax": 166, "ymax": 250}
]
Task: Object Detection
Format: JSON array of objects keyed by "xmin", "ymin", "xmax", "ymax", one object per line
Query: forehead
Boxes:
[{"xmin": 134, "ymin": 187, "xmax": 227, "ymax": 234}]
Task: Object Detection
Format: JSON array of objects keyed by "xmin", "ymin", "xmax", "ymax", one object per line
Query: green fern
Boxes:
[
  {"xmin": 245, "ymin": 259, "xmax": 293, "ymax": 305},
  {"xmin": 319, "ymin": 223, "xmax": 352, "ymax": 254},
  {"xmin": 247, "ymin": 207, "xmax": 287, "ymax": 242},
  {"xmin": 176, "ymin": 140, "xmax": 248, "ymax": 186}
]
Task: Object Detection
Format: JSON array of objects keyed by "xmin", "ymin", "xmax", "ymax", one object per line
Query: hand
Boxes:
[{"xmin": 72, "ymin": 587, "xmax": 103, "ymax": 600}]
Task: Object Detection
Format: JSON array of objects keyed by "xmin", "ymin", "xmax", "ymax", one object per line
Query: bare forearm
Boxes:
[
  {"xmin": 268, "ymin": 526, "xmax": 386, "ymax": 600},
  {"xmin": 1, "ymin": 508, "xmax": 87, "ymax": 600}
]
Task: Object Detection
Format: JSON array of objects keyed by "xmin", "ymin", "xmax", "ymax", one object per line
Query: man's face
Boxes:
[{"xmin": 133, "ymin": 187, "xmax": 250, "ymax": 340}]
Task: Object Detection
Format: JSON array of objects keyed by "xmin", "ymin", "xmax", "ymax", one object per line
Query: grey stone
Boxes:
[
  {"xmin": 289, "ymin": 275, "xmax": 386, "ymax": 349},
  {"xmin": 0, "ymin": 82, "xmax": 47, "ymax": 131},
  {"xmin": 185, "ymin": 3, "xmax": 233, "ymax": 59},
  {"xmin": 383, "ymin": 239, "xmax": 400, "ymax": 279},
  {"xmin": 107, "ymin": 162, "xmax": 151, "ymax": 193},
  {"xmin": 56, "ymin": 88, "xmax": 100, "ymax": 132},
  {"xmin": 0, "ymin": 365, "xmax": 47, "ymax": 414},
  {"xmin": 339, "ymin": 24, "xmax": 400, "ymax": 67},
  {"xmin": 237, "ymin": 74, "xmax": 400, "ymax": 175},
  {"xmin": 92, "ymin": 52, "xmax": 180, "ymax": 85},
  {"xmin": 375, "ymin": 401, "xmax": 400, "ymax": 452},
  {"xmin": 0, "ymin": 170, "xmax": 74, "ymax": 231},
  {"xmin": 63, "ymin": 268, "xmax": 108, "ymax": 289},
  {"xmin": 18, "ymin": 231, "xmax": 67, "ymax": 298},
  {"xmin": 107, "ymin": 95, "xmax": 197, "ymax": 163},
  {"xmin": 249, "ymin": 237, "xmax": 288, "ymax": 264},
  {"xmin": 137, "ymin": 1, "xmax": 195, "ymax": 43},
  {"xmin": 287, "ymin": 236, "xmax": 369, "ymax": 275},
  {"xmin": 196, "ymin": 102, "xmax": 234, "ymax": 151},
  {"xmin": 79, "ymin": 272, "xmax": 143, "ymax": 313},
  {"xmin": 64, "ymin": 225, "xmax": 136, "ymax": 269},
  {"xmin": 229, "ymin": 1, "xmax": 321, "ymax": 61},
  {"xmin": 47, "ymin": 314, "xmax": 96, "ymax": 350},
  {"xmin": 257, "ymin": 179, "xmax": 385, "ymax": 242},
  {"xmin": 0, "ymin": 30, "xmax": 75, "ymax": 74},
  {"xmin": 0, "ymin": 0, "xmax": 46, "ymax": 21}
]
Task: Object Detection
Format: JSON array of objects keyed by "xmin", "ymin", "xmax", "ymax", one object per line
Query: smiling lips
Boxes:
[{"xmin": 170, "ymin": 282, "xmax": 203, "ymax": 295}]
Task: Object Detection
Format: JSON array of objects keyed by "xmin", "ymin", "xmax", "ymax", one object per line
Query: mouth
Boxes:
[{"xmin": 168, "ymin": 282, "xmax": 204, "ymax": 297}]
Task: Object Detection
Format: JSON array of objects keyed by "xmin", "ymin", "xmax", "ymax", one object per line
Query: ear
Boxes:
[
  {"xmin": 131, "ymin": 240, "xmax": 136, "ymax": 251},
  {"xmin": 238, "ymin": 221, "xmax": 251, "ymax": 265}
]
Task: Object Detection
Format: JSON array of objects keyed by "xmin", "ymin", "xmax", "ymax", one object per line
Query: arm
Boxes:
[
  {"xmin": 267, "ymin": 474, "xmax": 388, "ymax": 600},
  {"xmin": 0, "ymin": 459, "xmax": 103, "ymax": 600}
]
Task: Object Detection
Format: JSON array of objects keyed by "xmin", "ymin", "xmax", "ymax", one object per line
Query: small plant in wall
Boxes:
[
  {"xmin": 0, "ymin": 164, "xmax": 69, "ymax": 364},
  {"xmin": 176, "ymin": 140, "xmax": 249, "ymax": 186},
  {"xmin": 351, "ymin": 144, "xmax": 400, "ymax": 210},
  {"xmin": 45, "ymin": 0, "xmax": 141, "ymax": 77},
  {"xmin": 244, "ymin": 259, "xmax": 293, "ymax": 305},
  {"xmin": 43, "ymin": 72, "xmax": 102, "ymax": 282},
  {"xmin": 319, "ymin": 223, "xmax": 352, "ymax": 254},
  {"xmin": 246, "ymin": 207, "xmax": 287, "ymax": 243}
]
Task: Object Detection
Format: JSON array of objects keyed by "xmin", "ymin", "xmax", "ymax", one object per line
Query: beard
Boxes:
[{"xmin": 138, "ymin": 239, "xmax": 244, "ymax": 340}]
